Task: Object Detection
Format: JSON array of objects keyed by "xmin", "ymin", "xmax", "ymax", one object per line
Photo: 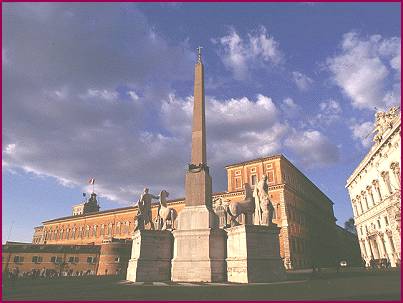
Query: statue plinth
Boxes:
[
  {"xmin": 126, "ymin": 230, "xmax": 173, "ymax": 282},
  {"xmin": 226, "ymin": 224, "xmax": 286, "ymax": 283},
  {"xmin": 171, "ymin": 227, "xmax": 227, "ymax": 282}
]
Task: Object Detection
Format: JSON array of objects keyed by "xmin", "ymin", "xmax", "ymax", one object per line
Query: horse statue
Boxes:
[
  {"xmin": 226, "ymin": 183, "xmax": 255, "ymax": 226},
  {"xmin": 157, "ymin": 190, "xmax": 177, "ymax": 230}
]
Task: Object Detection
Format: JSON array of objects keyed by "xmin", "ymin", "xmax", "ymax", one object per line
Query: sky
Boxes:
[{"xmin": 2, "ymin": 2, "xmax": 401, "ymax": 243}]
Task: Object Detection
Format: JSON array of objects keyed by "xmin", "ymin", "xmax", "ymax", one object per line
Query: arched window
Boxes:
[
  {"xmin": 352, "ymin": 200, "xmax": 358, "ymax": 217},
  {"xmin": 381, "ymin": 171, "xmax": 393, "ymax": 194},
  {"xmin": 72, "ymin": 228, "xmax": 76, "ymax": 239},
  {"xmin": 356, "ymin": 196, "xmax": 363, "ymax": 214},
  {"xmin": 85, "ymin": 225, "xmax": 90, "ymax": 238},
  {"xmin": 366, "ymin": 186, "xmax": 375, "ymax": 207},
  {"xmin": 93, "ymin": 225, "xmax": 98, "ymax": 237},
  {"xmin": 66, "ymin": 229, "xmax": 70, "ymax": 240},
  {"xmin": 108, "ymin": 223, "xmax": 113, "ymax": 236},
  {"xmin": 390, "ymin": 162, "xmax": 401, "ymax": 188},
  {"xmin": 372, "ymin": 180, "xmax": 382, "ymax": 202},
  {"xmin": 361, "ymin": 191, "xmax": 369, "ymax": 210},
  {"xmin": 100, "ymin": 224, "xmax": 105, "ymax": 236},
  {"xmin": 116, "ymin": 222, "xmax": 121, "ymax": 235}
]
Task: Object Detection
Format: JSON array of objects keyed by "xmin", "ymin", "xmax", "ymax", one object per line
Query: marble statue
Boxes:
[
  {"xmin": 135, "ymin": 188, "xmax": 159, "ymax": 231},
  {"xmin": 253, "ymin": 175, "xmax": 275, "ymax": 226},
  {"xmin": 157, "ymin": 190, "xmax": 177, "ymax": 230},
  {"xmin": 226, "ymin": 183, "xmax": 255, "ymax": 226},
  {"xmin": 373, "ymin": 106, "xmax": 401, "ymax": 143}
]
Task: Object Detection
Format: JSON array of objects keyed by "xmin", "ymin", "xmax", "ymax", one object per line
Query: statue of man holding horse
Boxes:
[
  {"xmin": 135, "ymin": 188, "xmax": 159, "ymax": 231},
  {"xmin": 253, "ymin": 175, "xmax": 275, "ymax": 226}
]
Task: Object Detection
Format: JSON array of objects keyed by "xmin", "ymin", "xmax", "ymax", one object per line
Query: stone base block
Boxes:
[
  {"xmin": 177, "ymin": 205, "xmax": 219, "ymax": 230},
  {"xmin": 126, "ymin": 230, "xmax": 173, "ymax": 282},
  {"xmin": 171, "ymin": 227, "xmax": 227, "ymax": 282},
  {"xmin": 226, "ymin": 224, "xmax": 286, "ymax": 283}
]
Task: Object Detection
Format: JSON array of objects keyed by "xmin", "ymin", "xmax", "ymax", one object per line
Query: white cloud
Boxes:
[
  {"xmin": 128, "ymin": 90, "xmax": 139, "ymax": 101},
  {"xmin": 292, "ymin": 71, "xmax": 314, "ymax": 91},
  {"xmin": 3, "ymin": 4, "xmax": 194, "ymax": 203},
  {"xmin": 280, "ymin": 97, "xmax": 301, "ymax": 117},
  {"xmin": 327, "ymin": 32, "xmax": 401, "ymax": 110},
  {"xmin": 4, "ymin": 143, "xmax": 16, "ymax": 155},
  {"xmin": 284, "ymin": 130, "xmax": 340, "ymax": 167},
  {"xmin": 314, "ymin": 99, "xmax": 342, "ymax": 125},
  {"xmin": 81, "ymin": 89, "xmax": 118, "ymax": 101},
  {"xmin": 349, "ymin": 121, "xmax": 373, "ymax": 148},
  {"xmin": 213, "ymin": 26, "xmax": 283, "ymax": 80}
]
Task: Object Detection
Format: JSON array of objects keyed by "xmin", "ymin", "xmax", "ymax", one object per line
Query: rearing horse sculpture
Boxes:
[
  {"xmin": 226, "ymin": 183, "xmax": 255, "ymax": 226},
  {"xmin": 157, "ymin": 190, "xmax": 177, "ymax": 230}
]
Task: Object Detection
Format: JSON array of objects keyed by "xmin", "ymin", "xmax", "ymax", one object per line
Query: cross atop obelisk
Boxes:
[
  {"xmin": 191, "ymin": 46, "xmax": 207, "ymax": 166},
  {"xmin": 196, "ymin": 46, "xmax": 203, "ymax": 63}
]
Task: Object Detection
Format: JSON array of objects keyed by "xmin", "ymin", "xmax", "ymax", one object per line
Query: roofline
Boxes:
[
  {"xmin": 225, "ymin": 153, "xmax": 334, "ymax": 205},
  {"xmin": 42, "ymin": 197, "xmax": 187, "ymax": 224},
  {"xmin": 346, "ymin": 117, "xmax": 401, "ymax": 188},
  {"xmin": 225, "ymin": 154, "xmax": 283, "ymax": 169}
]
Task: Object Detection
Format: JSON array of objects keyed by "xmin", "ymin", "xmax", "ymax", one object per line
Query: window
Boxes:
[
  {"xmin": 381, "ymin": 171, "xmax": 393, "ymax": 194},
  {"xmin": 87, "ymin": 256, "xmax": 96, "ymax": 264},
  {"xmin": 235, "ymin": 170, "xmax": 241, "ymax": 176},
  {"xmin": 251, "ymin": 175, "xmax": 257, "ymax": 186},
  {"xmin": 250, "ymin": 167, "xmax": 256, "ymax": 173},
  {"xmin": 51, "ymin": 256, "xmax": 62, "ymax": 263},
  {"xmin": 377, "ymin": 219, "xmax": 381, "ymax": 229},
  {"xmin": 267, "ymin": 171, "xmax": 275, "ymax": 183},
  {"xmin": 32, "ymin": 256, "xmax": 43, "ymax": 263},
  {"xmin": 13, "ymin": 256, "xmax": 24, "ymax": 263},
  {"xmin": 68, "ymin": 256, "xmax": 79, "ymax": 263},
  {"xmin": 114, "ymin": 257, "xmax": 120, "ymax": 263},
  {"xmin": 384, "ymin": 216, "xmax": 389, "ymax": 226},
  {"xmin": 235, "ymin": 177, "xmax": 242, "ymax": 189},
  {"xmin": 390, "ymin": 162, "xmax": 400, "ymax": 188}
]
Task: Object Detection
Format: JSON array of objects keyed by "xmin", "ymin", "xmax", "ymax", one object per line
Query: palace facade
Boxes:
[
  {"xmin": 4, "ymin": 154, "xmax": 360, "ymax": 276},
  {"xmin": 346, "ymin": 107, "xmax": 401, "ymax": 267}
]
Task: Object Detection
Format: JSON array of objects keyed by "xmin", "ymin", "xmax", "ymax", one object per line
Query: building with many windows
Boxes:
[
  {"xmin": 20, "ymin": 154, "xmax": 361, "ymax": 274},
  {"xmin": 346, "ymin": 107, "xmax": 401, "ymax": 267}
]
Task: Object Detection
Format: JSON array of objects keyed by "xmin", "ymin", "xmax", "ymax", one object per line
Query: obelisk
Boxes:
[{"xmin": 171, "ymin": 47, "xmax": 226, "ymax": 282}]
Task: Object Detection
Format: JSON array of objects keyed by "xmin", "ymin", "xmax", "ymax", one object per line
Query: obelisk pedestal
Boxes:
[
  {"xmin": 126, "ymin": 230, "xmax": 173, "ymax": 282},
  {"xmin": 171, "ymin": 48, "xmax": 227, "ymax": 282},
  {"xmin": 226, "ymin": 224, "xmax": 286, "ymax": 283}
]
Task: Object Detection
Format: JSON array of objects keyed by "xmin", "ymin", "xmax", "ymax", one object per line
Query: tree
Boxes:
[{"xmin": 344, "ymin": 217, "xmax": 357, "ymax": 234}]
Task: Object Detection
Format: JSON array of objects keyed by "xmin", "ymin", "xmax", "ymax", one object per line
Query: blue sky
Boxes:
[{"xmin": 3, "ymin": 3, "xmax": 401, "ymax": 243}]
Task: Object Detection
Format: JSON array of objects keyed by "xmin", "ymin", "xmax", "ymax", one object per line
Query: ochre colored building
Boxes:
[{"xmin": 22, "ymin": 154, "xmax": 361, "ymax": 274}]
